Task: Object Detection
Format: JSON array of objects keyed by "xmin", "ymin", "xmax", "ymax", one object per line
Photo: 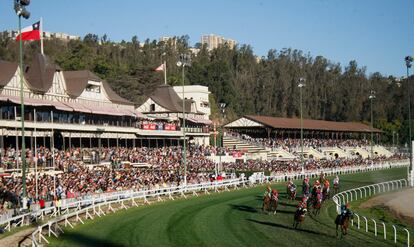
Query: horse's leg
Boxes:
[{"xmin": 336, "ymin": 224, "xmax": 339, "ymax": 237}]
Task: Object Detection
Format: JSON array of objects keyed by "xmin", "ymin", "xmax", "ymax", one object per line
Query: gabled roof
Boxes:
[
  {"xmin": 102, "ymin": 81, "xmax": 133, "ymax": 105},
  {"xmin": 227, "ymin": 115, "xmax": 381, "ymax": 133},
  {"xmin": 149, "ymin": 84, "xmax": 193, "ymax": 113},
  {"xmin": 0, "ymin": 60, "xmax": 18, "ymax": 87},
  {"xmin": 62, "ymin": 70, "xmax": 133, "ymax": 105},
  {"xmin": 62, "ymin": 70, "xmax": 101, "ymax": 97},
  {"xmin": 24, "ymin": 53, "xmax": 60, "ymax": 93}
]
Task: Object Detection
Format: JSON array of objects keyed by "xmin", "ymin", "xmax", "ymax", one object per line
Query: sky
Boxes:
[{"xmin": 0, "ymin": 0, "xmax": 413, "ymax": 77}]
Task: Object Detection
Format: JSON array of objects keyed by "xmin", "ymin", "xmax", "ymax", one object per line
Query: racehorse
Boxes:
[
  {"xmin": 293, "ymin": 208, "xmax": 307, "ymax": 229},
  {"xmin": 322, "ymin": 187, "xmax": 330, "ymax": 202},
  {"xmin": 312, "ymin": 196, "xmax": 322, "ymax": 216},
  {"xmin": 335, "ymin": 210, "xmax": 353, "ymax": 238},
  {"xmin": 287, "ymin": 185, "xmax": 296, "ymax": 201},
  {"xmin": 262, "ymin": 194, "xmax": 278, "ymax": 214}
]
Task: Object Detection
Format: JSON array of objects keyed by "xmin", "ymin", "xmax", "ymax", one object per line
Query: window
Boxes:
[
  {"xmin": 150, "ymin": 104, "xmax": 155, "ymax": 112},
  {"xmin": 86, "ymin": 84, "xmax": 101, "ymax": 93}
]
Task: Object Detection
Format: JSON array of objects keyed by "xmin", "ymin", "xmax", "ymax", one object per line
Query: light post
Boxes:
[
  {"xmin": 369, "ymin": 90, "xmax": 376, "ymax": 158},
  {"xmin": 218, "ymin": 102, "xmax": 226, "ymax": 177},
  {"xmin": 405, "ymin": 55, "xmax": 413, "ymax": 185},
  {"xmin": 14, "ymin": 0, "xmax": 31, "ymax": 209},
  {"xmin": 177, "ymin": 53, "xmax": 191, "ymax": 187},
  {"xmin": 298, "ymin": 78, "xmax": 306, "ymax": 175}
]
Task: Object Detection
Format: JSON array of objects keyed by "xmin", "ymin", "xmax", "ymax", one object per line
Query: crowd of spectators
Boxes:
[
  {"xmin": 0, "ymin": 142, "xmax": 407, "ymax": 214},
  {"xmin": 230, "ymin": 132, "xmax": 370, "ymax": 151}
]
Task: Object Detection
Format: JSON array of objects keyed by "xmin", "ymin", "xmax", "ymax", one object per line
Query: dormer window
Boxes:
[{"xmin": 86, "ymin": 84, "xmax": 101, "ymax": 93}]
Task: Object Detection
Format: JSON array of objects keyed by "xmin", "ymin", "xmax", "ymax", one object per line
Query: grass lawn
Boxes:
[{"xmin": 48, "ymin": 167, "xmax": 409, "ymax": 247}]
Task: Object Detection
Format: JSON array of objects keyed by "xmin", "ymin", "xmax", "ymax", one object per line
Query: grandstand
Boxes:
[
  {"xmin": 224, "ymin": 115, "xmax": 392, "ymax": 160},
  {"xmin": 0, "ymin": 53, "xmax": 212, "ymax": 153}
]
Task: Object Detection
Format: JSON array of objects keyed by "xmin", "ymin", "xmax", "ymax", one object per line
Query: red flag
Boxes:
[
  {"xmin": 155, "ymin": 63, "xmax": 165, "ymax": 72},
  {"xmin": 16, "ymin": 21, "xmax": 41, "ymax": 41}
]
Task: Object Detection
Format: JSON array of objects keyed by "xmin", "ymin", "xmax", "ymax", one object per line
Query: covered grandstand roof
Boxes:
[
  {"xmin": 62, "ymin": 70, "xmax": 101, "ymax": 97},
  {"xmin": 225, "ymin": 115, "xmax": 381, "ymax": 133},
  {"xmin": 25, "ymin": 53, "xmax": 61, "ymax": 93},
  {"xmin": 0, "ymin": 60, "xmax": 18, "ymax": 86}
]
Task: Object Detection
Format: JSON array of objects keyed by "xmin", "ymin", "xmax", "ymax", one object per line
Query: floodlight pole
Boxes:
[
  {"xmin": 369, "ymin": 91, "xmax": 375, "ymax": 159},
  {"xmin": 298, "ymin": 78, "xmax": 305, "ymax": 175},
  {"xmin": 182, "ymin": 64, "xmax": 186, "ymax": 187},
  {"xmin": 178, "ymin": 54, "xmax": 191, "ymax": 187},
  {"xmin": 18, "ymin": 14, "xmax": 28, "ymax": 208},
  {"xmin": 218, "ymin": 103, "xmax": 226, "ymax": 177},
  {"xmin": 405, "ymin": 56, "xmax": 413, "ymax": 186}
]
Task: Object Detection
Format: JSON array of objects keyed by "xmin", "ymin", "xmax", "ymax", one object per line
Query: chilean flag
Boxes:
[
  {"xmin": 16, "ymin": 21, "xmax": 41, "ymax": 41},
  {"xmin": 155, "ymin": 63, "xmax": 165, "ymax": 72}
]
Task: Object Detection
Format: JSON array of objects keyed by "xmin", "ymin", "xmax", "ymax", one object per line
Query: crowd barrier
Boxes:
[
  {"xmin": 260, "ymin": 160, "xmax": 409, "ymax": 184},
  {"xmin": 29, "ymin": 177, "xmax": 247, "ymax": 246},
  {"xmin": 332, "ymin": 179, "xmax": 412, "ymax": 247}
]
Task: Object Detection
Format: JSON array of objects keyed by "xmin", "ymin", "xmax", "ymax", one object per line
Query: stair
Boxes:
[
  {"xmin": 222, "ymin": 136, "xmax": 268, "ymax": 154},
  {"xmin": 267, "ymin": 148, "xmax": 296, "ymax": 160},
  {"xmin": 320, "ymin": 147, "xmax": 350, "ymax": 159}
]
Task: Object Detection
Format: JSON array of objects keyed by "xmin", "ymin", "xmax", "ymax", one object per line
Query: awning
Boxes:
[
  {"xmin": 7, "ymin": 95, "xmax": 53, "ymax": 107},
  {"xmin": 117, "ymin": 107, "xmax": 135, "ymax": 116},
  {"xmin": 1, "ymin": 96, "xmax": 73, "ymax": 112},
  {"xmin": 186, "ymin": 117, "xmax": 212, "ymax": 125},
  {"xmin": 52, "ymin": 101, "xmax": 73, "ymax": 112},
  {"xmin": 61, "ymin": 101, "xmax": 91, "ymax": 113},
  {"xmin": 81, "ymin": 103, "xmax": 124, "ymax": 116},
  {"xmin": 134, "ymin": 110, "xmax": 147, "ymax": 119}
]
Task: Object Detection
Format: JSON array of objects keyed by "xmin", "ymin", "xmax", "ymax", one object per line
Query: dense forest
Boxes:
[{"xmin": 0, "ymin": 34, "xmax": 411, "ymax": 145}]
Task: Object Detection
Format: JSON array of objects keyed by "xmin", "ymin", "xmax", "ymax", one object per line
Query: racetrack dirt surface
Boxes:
[{"xmin": 360, "ymin": 188, "xmax": 414, "ymax": 227}]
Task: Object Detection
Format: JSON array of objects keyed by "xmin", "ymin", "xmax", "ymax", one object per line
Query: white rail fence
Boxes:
[
  {"xmin": 332, "ymin": 179, "xmax": 412, "ymax": 247},
  {"xmin": 29, "ymin": 178, "xmax": 248, "ymax": 246},
  {"xmin": 261, "ymin": 160, "xmax": 408, "ymax": 183}
]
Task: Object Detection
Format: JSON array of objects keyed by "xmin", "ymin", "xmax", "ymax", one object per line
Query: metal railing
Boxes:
[
  {"xmin": 263, "ymin": 160, "xmax": 408, "ymax": 183},
  {"xmin": 332, "ymin": 179, "xmax": 412, "ymax": 246},
  {"xmin": 27, "ymin": 178, "xmax": 247, "ymax": 246}
]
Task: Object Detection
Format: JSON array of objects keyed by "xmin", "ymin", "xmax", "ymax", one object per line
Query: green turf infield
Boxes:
[{"xmin": 48, "ymin": 167, "xmax": 409, "ymax": 247}]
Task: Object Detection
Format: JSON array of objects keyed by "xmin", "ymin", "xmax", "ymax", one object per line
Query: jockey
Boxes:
[
  {"xmin": 313, "ymin": 180, "xmax": 321, "ymax": 189},
  {"xmin": 287, "ymin": 179, "xmax": 294, "ymax": 188},
  {"xmin": 333, "ymin": 176, "xmax": 339, "ymax": 186},
  {"xmin": 297, "ymin": 199, "xmax": 307, "ymax": 213},
  {"xmin": 271, "ymin": 189, "xmax": 279, "ymax": 200},
  {"xmin": 324, "ymin": 179, "xmax": 330, "ymax": 192},
  {"xmin": 264, "ymin": 185, "xmax": 272, "ymax": 197},
  {"xmin": 339, "ymin": 203, "xmax": 352, "ymax": 222},
  {"xmin": 290, "ymin": 182, "xmax": 297, "ymax": 192}
]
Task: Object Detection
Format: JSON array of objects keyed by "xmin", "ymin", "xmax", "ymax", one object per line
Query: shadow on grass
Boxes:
[
  {"xmin": 58, "ymin": 232, "xmax": 124, "ymax": 247},
  {"xmin": 230, "ymin": 204, "xmax": 259, "ymax": 213},
  {"xmin": 247, "ymin": 219, "xmax": 333, "ymax": 238}
]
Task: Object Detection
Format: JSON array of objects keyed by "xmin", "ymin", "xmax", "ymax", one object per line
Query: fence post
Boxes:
[
  {"xmin": 392, "ymin": 225, "xmax": 397, "ymax": 244},
  {"xmin": 404, "ymin": 228, "xmax": 410, "ymax": 247},
  {"xmin": 355, "ymin": 213, "xmax": 360, "ymax": 229},
  {"xmin": 371, "ymin": 219, "xmax": 377, "ymax": 236},
  {"xmin": 363, "ymin": 216, "xmax": 368, "ymax": 232},
  {"xmin": 382, "ymin": 222, "xmax": 386, "ymax": 240}
]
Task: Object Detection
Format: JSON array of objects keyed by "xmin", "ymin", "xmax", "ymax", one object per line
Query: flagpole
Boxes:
[
  {"xmin": 40, "ymin": 17, "xmax": 44, "ymax": 55},
  {"xmin": 164, "ymin": 61, "xmax": 167, "ymax": 85}
]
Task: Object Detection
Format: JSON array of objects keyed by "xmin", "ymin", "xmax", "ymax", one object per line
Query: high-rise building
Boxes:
[
  {"xmin": 1, "ymin": 30, "xmax": 80, "ymax": 41},
  {"xmin": 201, "ymin": 34, "xmax": 236, "ymax": 50}
]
